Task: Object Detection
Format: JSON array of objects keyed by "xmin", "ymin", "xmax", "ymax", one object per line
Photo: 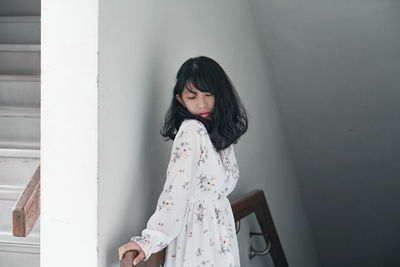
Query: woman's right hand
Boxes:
[{"xmin": 118, "ymin": 240, "xmax": 146, "ymax": 265}]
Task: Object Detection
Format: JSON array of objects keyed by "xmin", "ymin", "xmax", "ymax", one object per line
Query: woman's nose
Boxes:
[{"xmin": 198, "ymin": 97, "xmax": 207, "ymax": 108}]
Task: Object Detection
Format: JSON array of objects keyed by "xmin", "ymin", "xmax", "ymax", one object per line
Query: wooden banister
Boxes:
[
  {"xmin": 230, "ymin": 189, "xmax": 288, "ymax": 267},
  {"xmin": 12, "ymin": 163, "xmax": 41, "ymax": 237},
  {"xmin": 120, "ymin": 189, "xmax": 288, "ymax": 267}
]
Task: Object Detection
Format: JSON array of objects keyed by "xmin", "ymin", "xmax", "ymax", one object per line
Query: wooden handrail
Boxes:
[
  {"xmin": 230, "ymin": 189, "xmax": 288, "ymax": 266},
  {"xmin": 120, "ymin": 189, "xmax": 288, "ymax": 267},
  {"xmin": 12, "ymin": 163, "xmax": 41, "ymax": 237}
]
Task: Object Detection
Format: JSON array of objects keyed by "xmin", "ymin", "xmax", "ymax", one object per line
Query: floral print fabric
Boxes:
[{"xmin": 131, "ymin": 119, "xmax": 240, "ymax": 266}]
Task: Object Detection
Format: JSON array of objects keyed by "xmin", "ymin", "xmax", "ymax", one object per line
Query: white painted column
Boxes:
[{"xmin": 41, "ymin": 1, "xmax": 98, "ymax": 266}]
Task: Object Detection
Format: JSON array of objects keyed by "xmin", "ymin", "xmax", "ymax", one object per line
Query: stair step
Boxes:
[
  {"xmin": 0, "ymin": 148, "xmax": 40, "ymax": 158},
  {"xmin": 0, "ymin": 0, "xmax": 41, "ymax": 16},
  {"xmin": 0, "ymin": 185, "xmax": 24, "ymax": 200},
  {"xmin": 0, "ymin": 108, "xmax": 40, "ymax": 149},
  {"xmin": 0, "ymin": 210, "xmax": 40, "ymax": 249},
  {"xmin": 0, "ymin": 156, "xmax": 39, "ymax": 185},
  {"xmin": 0, "ymin": 74, "xmax": 40, "ymax": 81},
  {"xmin": 0, "ymin": 2, "xmax": 41, "ymax": 266},
  {"xmin": 0, "ymin": 16, "xmax": 39, "ymax": 23},
  {"xmin": 0, "ymin": 16, "xmax": 40, "ymax": 44},
  {"xmin": 0, "ymin": 141, "xmax": 40, "ymax": 150},
  {"xmin": 0, "ymin": 150, "xmax": 40, "ymax": 259},
  {"xmin": 0, "ymin": 181, "xmax": 39, "ymax": 201},
  {"xmin": 0, "ymin": 75, "xmax": 40, "ymax": 108},
  {"xmin": 0, "ymin": 156, "xmax": 39, "ymax": 198},
  {"xmin": 0, "ymin": 238, "xmax": 40, "ymax": 267},
  {"xmin": 0, "ymin": 44, "xmax": 40, "ymax": 51},
  {"xmin": 0, "ymin": 170, "xmax": 40, "ymax": 257},
  {"xmin": 0, "ymin": 240, "xmax": 40, "ymax": 258},
  {"xmin": 0, "ymin": 107, "xmax": 40, "ymax": 117},
  {"xmin": 0, "ymin": 188, "xmax": 40, "ymax": 241},
  {"xmin": 0, "ymin": 251, "xmax": 39, "ymax": 267},
  {"xmin": 0, "ymin": 184, "xmax": 40, "ymax": 253},
  {"xmin": 0, "ymin": 239, "xmax": 40, "ymax": 253},
  {"xmin": 0, "ymin": 45, "xmax": 40, "ymax": 75}
]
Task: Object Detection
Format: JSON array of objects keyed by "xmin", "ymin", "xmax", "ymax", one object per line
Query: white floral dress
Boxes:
[{"xmin": 131, "ymin": 119, "xmax": 240, "ymax": 267}]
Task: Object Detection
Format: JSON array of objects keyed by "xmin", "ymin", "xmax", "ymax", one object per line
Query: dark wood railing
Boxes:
[
  {"xmin": 120, "ymin": 189, "xmax": 287, "ymax": 267},
  {"xmin": 231, "ymin": 189, "xmax": 288, "ymax": 266},
  {"xmin": 12, "ymin": 163, "xmax": 41, "ymax": 237}
]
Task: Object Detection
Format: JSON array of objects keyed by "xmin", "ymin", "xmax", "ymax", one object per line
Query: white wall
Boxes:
[
  {"xmin": 41, "ymin": 1, "xmax": 98, "ymax": 266},
  {"xmin": 249, "ymin": 0, "xmax": 400, "ymax": 266},
  {"xmin": 98, "ymin": 0, "xmax": 318, "ymax": 266}
]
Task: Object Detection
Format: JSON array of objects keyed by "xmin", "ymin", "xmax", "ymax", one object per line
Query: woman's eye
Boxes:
[
  {"xmin": 206, "ymin": 94, "xmax": 213, "ymax": 97},
  {"xmin": 187, "ymin": 97, "xmax": 196, "ymax": 100}
]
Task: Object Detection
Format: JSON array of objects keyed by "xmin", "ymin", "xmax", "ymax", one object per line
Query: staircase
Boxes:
[{"xmin": 0, "ymin": 0, "xmax": 40, "ymax": 266}]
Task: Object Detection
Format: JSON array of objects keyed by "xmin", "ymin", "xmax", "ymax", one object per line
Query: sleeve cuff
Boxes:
[{"xmin": 130, "ymin": 236, "xmax": 151, "ymax": 261}]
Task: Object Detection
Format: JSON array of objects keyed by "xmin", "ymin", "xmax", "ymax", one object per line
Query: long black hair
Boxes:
[{"xmin": 160, "ymin": 56, "xmax": 248, "ymax": 152}]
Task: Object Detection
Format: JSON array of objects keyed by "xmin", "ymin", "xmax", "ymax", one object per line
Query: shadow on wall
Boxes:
[{"xmin": 105, "ymin": 44, "xmax": 170, "ymax": 266}]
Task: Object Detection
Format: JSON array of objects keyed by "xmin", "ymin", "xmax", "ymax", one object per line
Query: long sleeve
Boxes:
[{"xmin": 131, "ymin": 120, "xmax": 203, "ymax": 261}]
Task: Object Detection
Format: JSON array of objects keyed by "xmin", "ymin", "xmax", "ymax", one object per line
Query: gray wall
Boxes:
[
  {"xmin": 250, "ymin": 0, "xmax": 400, "ymax": 266},
  {"xmin": 98, "ymin": 0, "xmax": 319, "ymax": 266}
]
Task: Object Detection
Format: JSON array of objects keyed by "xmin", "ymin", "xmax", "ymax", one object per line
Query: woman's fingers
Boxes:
[
  {"xmin": 133, "ymin": 250, "xmax": 146, "ymax": 265},
  {"xmin": 118, "ymin": 241, "xmax": 142, "ymax": 261},
  {"xmin": 118, "ymin": 246, "xmax": 126, "ymax": 261}
]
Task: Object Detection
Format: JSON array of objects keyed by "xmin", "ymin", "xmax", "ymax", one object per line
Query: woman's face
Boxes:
[{"xmin": 175, "ymin": 82, "xmax": 215, "ymax": 120}]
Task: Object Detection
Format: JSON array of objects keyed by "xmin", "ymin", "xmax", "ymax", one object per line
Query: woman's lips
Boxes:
[{"xmin": 199, "ymin": 112, "xmax": 210, "ymax": 117}]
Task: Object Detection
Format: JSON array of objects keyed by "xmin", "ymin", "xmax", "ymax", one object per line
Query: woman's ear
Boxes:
[{"xmin": 175, "ymin": 94, "xmax": 185, "ymax": 107}]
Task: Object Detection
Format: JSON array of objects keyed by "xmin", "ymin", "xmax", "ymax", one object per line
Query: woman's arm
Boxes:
[{"xmin": 123, "ymin": 120, "xmax": 203, "ymax": 263}]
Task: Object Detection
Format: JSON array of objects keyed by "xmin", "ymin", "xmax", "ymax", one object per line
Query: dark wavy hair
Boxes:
[{"xmin": 160, "ymin": 56, "xmax": 248, "ymax": 152}]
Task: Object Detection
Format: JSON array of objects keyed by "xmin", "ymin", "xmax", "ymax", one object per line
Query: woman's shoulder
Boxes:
[
  {"xmin": 180, "ymin": 119, "xmax": 206, "ymax": 131},
  {"xmin": 176, "ymin": 119, "xmax": 208, "ymax": 139}
]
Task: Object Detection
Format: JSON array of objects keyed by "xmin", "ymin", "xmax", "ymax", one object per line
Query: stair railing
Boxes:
[
  {"xmin": 231, "ymin": 189, "xmax": 288, "ymax": 267},
  {"xmin": 120, "ymin": 189, "xmax": 288, "ymax": 267},
  {"xmin": 12, "ymin": 163, "xmax": 41, "ymax": 237}
]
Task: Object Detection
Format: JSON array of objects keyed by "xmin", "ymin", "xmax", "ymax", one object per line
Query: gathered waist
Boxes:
[{"xmin": 188, "ymin": 196, "xmax": 229, "ymax": 204}]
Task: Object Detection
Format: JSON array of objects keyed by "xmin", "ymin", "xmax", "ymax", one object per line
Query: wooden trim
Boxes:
[
  {"xmin": 230, "ymin": 189, "xmax": 289, "ymax": 267},
  {"xmin": 12, "ymin": 163, "xmax": 40, "ymax": 237}
]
